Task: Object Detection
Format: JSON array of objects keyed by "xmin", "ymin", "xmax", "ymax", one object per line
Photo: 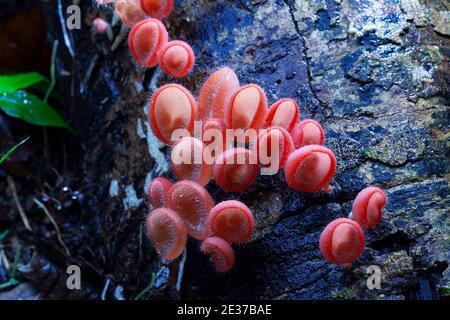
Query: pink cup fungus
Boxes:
[
  {"xmin": 148, "ymin": 177, "xmax": 172, "ymax": 208},
  {"xmin": 213, "ymin": 148, "xmax": 259, "ymax": 192},
  {"xmin": 115, "ymin": 0, "xmax": 147, "ymax": 27},
  {"xmin": 352, "ymin": 187, "xmax": 386, "ymax": 228},
  {"xmin": 128, "ymin": 18, "xmax": 168, "ymax": 67},
  {"xmin": 291, "ymin": 119, "xmax": 325, "ymax": 148},
  {"xmin": 253, "ymin": 126, "xmax": 294, "ymax": 171},
  {"xmin": 198, "ymin": 67, "xmax": 240, "ymax": 122},
  {"xmin": 158, "ymin": 40, "xmax": 195, "ymax": 78},
  {"xmin": 168, "ymin": 180, "xmax": 214, "ymax": 240},
  {"xmin": 201, "ymin": 237, "xmax": 235, "ymax": 273},
  {"xmin": 319, "ymin": 218, "xmax": 365, "ymax": 265},
  {"xmin": 284, "ymin": 145, "xmax": 336, "ymax": 192},
  {"xmin": 146, "ymin": 207, "xmax": 187, "ymax": 260},
  {"xmin": 208, "ymin": 200, "xmax": 254, "ymax": 244},
  {"xmin": 171, "ymin": 137, "xmax": 212, "ymax": 186},
  {"xmin": 264, "ymin": 98, "xmax": 299, "ymax": 132},
  {"xmin": 226, "ymin": 84, "xmax": 268, "ymax": 132},
  {"xmin": 139, "ymin": 0, "xmax": 174, "ymax": 19},
  {"xmin": 149, "ymin": 83, "xmax": 197, "ymax": 145}
]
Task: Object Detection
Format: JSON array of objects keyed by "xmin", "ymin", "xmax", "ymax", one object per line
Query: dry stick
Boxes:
[
  {"xmin": 33, "ymin": 198, "xmax": 71, "ymax": 256},
  {"xmin": 6, "ymin": 176, "xmax": 32, "ymax": 231}
]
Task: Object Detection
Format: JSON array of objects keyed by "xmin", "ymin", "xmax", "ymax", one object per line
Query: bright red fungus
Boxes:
[
  {"xmin": 291, "ymin": 119, "xmax": 325, "ymax": 148},
  {"xmin": 149, "ymin": 84, "xmax": 197, "ymax": 144},
  {"xmin": 352, "ymin": 187, "xmax": 386, "ymax": 228},
  {"xmin": 148, "ymin": 177, "xmax": 172, "ymax": 208},
  {"xmin": 208, "ymin": 200, "xmax": 254, "ymax": 244},
  {"xmin": 284, "ymin": 145, "xmax": 336, "ymax": 192},
  {"xmin": 198, "ymin": 67, "xmax": 240, "ymax": 122},
  {"xmin": 116, "ymin": 0, "xmax": 147, "ymax": 28},
  {"xmin": 213, "ymin": 148, "xmax": 259, "ymax": 192},
  {"xmin": 146, "ymin": 207, "xmax": 187, "ymax": 260},
  {"xmin": 128, "ymin": 18, "xmax": 168, "ymax": 67},
  {"xmin": 158, "ymin": 40, "xmax": 195, "ymax": 78},
  {"xmin": 319, "ymin": 218, "xmax": 365, "ymax": 265},
  {"xmin": 201, "ymin": 237, "xmax": 235, "ymax": 273},
  {"xmin": 171, "ymin": 137, "xmax": 212, "ymax": 186},
  {"xmin": 226, "ymin": 84, "xmax": 268, "ymax": 131},
  {"xmin": 139, "ymin": 0, "xmax": 173, "ymax": 19},
  {"xmin": 168, "ymin": 180, "xmax": 214, "ymax": 240},
  {"xmin": 254, "ymin": 126, "xmax": 294, "ymax": 170},
  {"xmin": 264, "ymin": 98, "xmax": 299, "ymax": 132}
]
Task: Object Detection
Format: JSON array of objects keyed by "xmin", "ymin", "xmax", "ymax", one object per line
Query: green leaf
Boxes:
[
  {"xmin": 0, "ymin": 90, "xmax": 72, "ymax": 130},
  {"xmin": 0, "ymin": 137, "xmax": 29, "ymax": 165},
  {"xmin": 0, "ymin": 72, "xmax": 49, "ymax": 94}
]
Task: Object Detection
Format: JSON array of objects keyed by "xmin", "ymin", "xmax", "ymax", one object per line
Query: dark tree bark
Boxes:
[{"xmin": 4, "ymin": 0, "xmax": 449, "ymax": 300}]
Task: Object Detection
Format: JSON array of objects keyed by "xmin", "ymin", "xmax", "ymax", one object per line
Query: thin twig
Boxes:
[
  {"xmin": 45, "ymin": 40, "xmax": 59, "ymax": 103},
  {"xmin": 7, "ymin": 176, "xmax": 32, "ymax": 231},
  {"xmin": 33, "ymin": 198, "xmax": 70, "ymax": 256},
  {"xmin": 101, "ymin": 278, "xmax": 111, "ymax": 300},
  {"xmin": 134, "ymin": 273, "xmax": 156, "ymax": 300},
  {"xmin": 111, "ymin": 24, "xmax": 129, "ymax": 51},
  {"xmin": 176, "ymin": 249, "xmax": 187, "ymax": 291}
]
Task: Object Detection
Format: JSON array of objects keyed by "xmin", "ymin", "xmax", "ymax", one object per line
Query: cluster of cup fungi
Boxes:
[{"xmin": 95, "ymin": 0, "xmax": 387, "ymax": 272}]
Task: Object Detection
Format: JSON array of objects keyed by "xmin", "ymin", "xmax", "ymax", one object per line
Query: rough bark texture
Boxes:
[{"xmin": 2, "ymin": 0, "xmax": 449, "ymax": 300}]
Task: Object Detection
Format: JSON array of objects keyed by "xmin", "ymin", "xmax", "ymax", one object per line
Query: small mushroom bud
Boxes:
[
  {"xmin": 352, "ymin": 187, "xmax": 386, "ymax": 228},
  {"xmin": 264, "ymin": 98, "xmax": 299, "ymax": 132},
  {"xmin": 139, "ymin": 0, "xmax": 174, "ymax": 19},
  {"xmin": 201, "ymin": 236, "xmax": 235, "ymax": 273},
  {"xmin": 208, "ymin": 200, "xmax": 254, "ymax": 244},
  {"xmin": 284, "ymin": 145, "xmax": 336, "ymax": 192},
  {"xmin": 171, "ymin": 137, "xmax": 212, "ymax": 186},
  {"xmin": 319, "ymin": 218, "xmax": 365, "ymax": 265},
  {"xmin": 158, "ymin": 40, "xmax": 195, "ymax": 78},
  {"xmin": 128, "ymin": 18, "xmax": 168, "ymax": 67},
  {"xmin": 115, "ymin": 0, "xmax": 147, "ymax": 27},
  {"xmin": 213, "ymin": 148, "xmax": 259, "ymax": 192},
  {"xmin": 226, "ymin": 84, "xmax": 268, "ymax": 132},
  {"xmin": 149, "ymin": 83, "xmax": 197, "ymax": 144},
  {"xmin": 198, "ymin": 67, "xmax": 240, "ymax": 122},
  {"xmin": 146, "ymin": 207, "xmax": 187, "ymax": 260},
  {"xmin": 168, "ymin": 180, "xmax": 214, "ymax": 240},
  {"xmin": 148, "ymin": 177, "xmax": 172, "ymax": 208},
  {"xmin": 291, "ymin": 119, "xmax": 325, "ymax": 148}
]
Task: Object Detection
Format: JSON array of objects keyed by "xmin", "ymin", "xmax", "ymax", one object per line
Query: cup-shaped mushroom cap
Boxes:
[
  {"xmin": 139, "ymin": 0, "xmax": 173, "ymax": 19},
  {"xmin": 213, "ymin": 148, "xmax": 259, "ymax": 192},
  {"xmin": 116, "ymin": 0, "xmax": 147, "ymax": 27},
  {"xmin": 208, "ymin": 200, "xmax": 254, "ymax": 244},
  {"xmin": 198, "ymin": 67, "xmax": 240, "ymax": 122},
  {"xmin": 253, "ymin": 126, "xmax": 294, "ymax": 170},
  {"xmin": 264, "ymin": 99, "xmax": 299, "ymax": 131},
  {"xmin": 291, "ymin": 119, "xmax": 325, "ymax": 148},
  {"xmin": 168, "ymin": 180, "xmax": 214, "ymax": 240},
  {"xmin": 201, "ymin": 237, "xmax": 235, "ymax": 273},
  {"xmin": 149, "ymin": 84, "xmax": 197, "ymax": 144},
  {"xmin": 226, "ymin": 84, "xmax": 268, "ymax": 131},
  {"xmin": 319, "ymin": 218, "xmax": 365, "ymax": 265},
  {"xmin": 284, "ymin": 145, "xmax": 336, "ymax": 192},
  {"xmin": 352, "ymin": 187, "xmax": 386, "ymax": 228},
  {"xmin": 171, "ymin": 137, "xmax": 212, "ymax": 186},
  {"xmin": 148, "ymin": 177, "xmax": 172, "ymax": 208},
  {"xmin": 146, "ymin": 208, "xmax": 187, "ymax": 260},
  {"xmin": 128, "ymin": 18, "xmax": 168, "ymax": 67},
  {"xmin": 159, "ymin": 40, "xmax": 195, "ymax": 78}
]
